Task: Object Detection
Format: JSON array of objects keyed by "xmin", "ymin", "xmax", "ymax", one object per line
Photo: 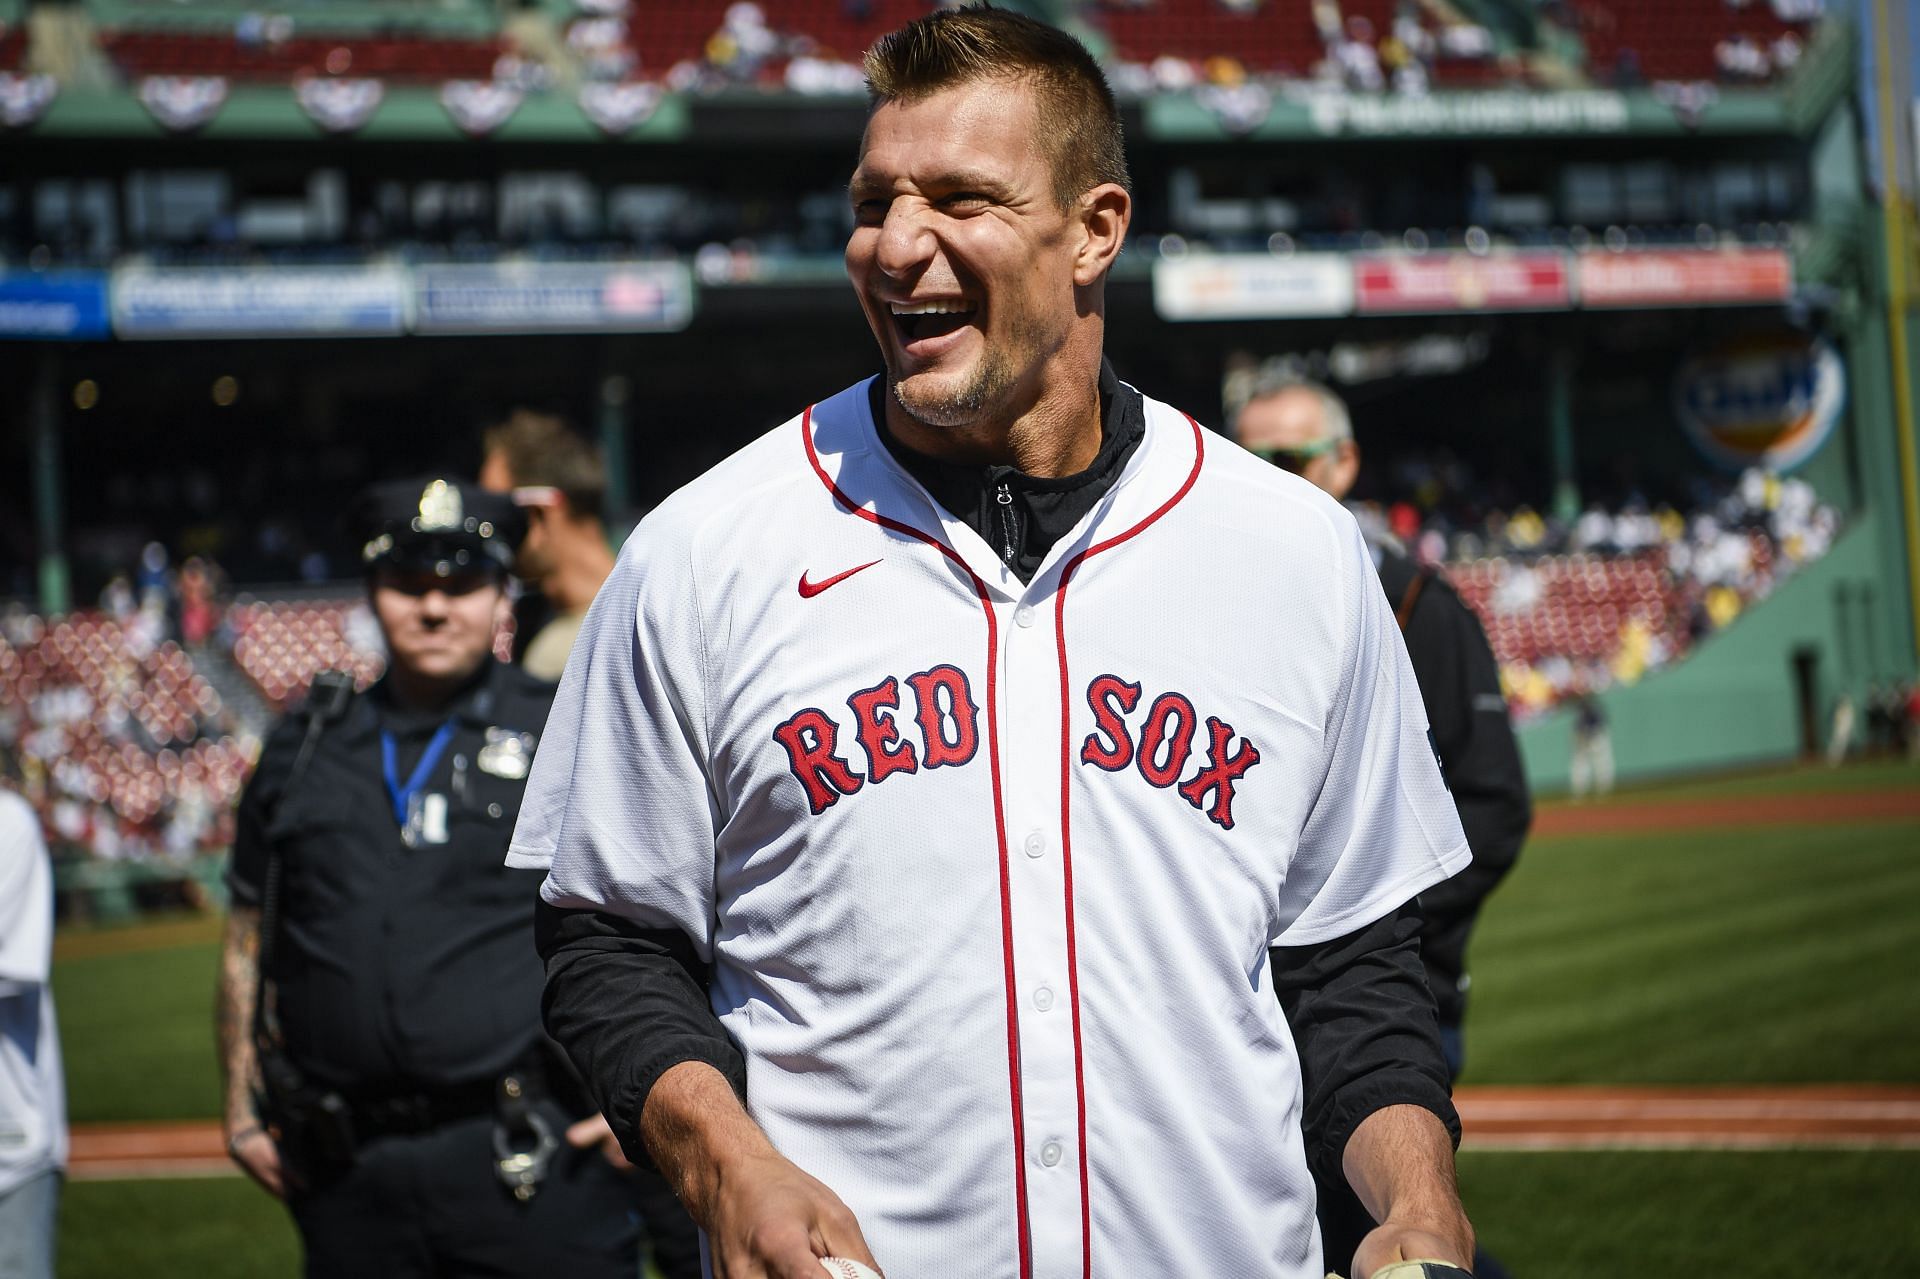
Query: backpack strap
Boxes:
[{"xmin": 1394, "ymin": 569, "xmax": 1432, "ymax": 633}]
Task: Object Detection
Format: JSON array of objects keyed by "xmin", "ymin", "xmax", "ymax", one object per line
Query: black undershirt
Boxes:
[
  {"xmin": 866, "ymin": 363, "xmax": 1145, "ymax": 584},
  {"xmin": 537, "ymin": 369, "xmax": 1459, "ymax": 1214}
]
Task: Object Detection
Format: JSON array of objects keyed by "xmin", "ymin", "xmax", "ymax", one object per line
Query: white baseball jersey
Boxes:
[
  {"xmin": 0, "ymin": 791, "xmax": 67, "ymax": 1197},
  {"xmin": 510, "ymin": 378, "xmax": 1470, "ymax": 1279}
]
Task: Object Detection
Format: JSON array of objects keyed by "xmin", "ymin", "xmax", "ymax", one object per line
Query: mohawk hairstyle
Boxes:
[{"xmin": 863, "ymin": 3, "xmax": 1131, "ymax": 209}]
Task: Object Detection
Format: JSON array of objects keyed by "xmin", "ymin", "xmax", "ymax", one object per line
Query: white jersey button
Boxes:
[
  {"xmin": 1022, "ymin": 831, "xmax": 1045, "ymax": 858},
  {"xmin": 1033, "ymin": 986, "xmax": 1054, "ymax": 1011},
  {"xmin": 1013, "ymin": 605, "xmax": 1036, "ymax": 628},
  {"xmin": 1039, "ymin": 1140, "xmax": 1063, "ymax": 1168}
]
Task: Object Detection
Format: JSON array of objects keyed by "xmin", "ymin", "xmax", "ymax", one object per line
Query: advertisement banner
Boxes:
[
  {"xmin": 112, "ymin": 266, "xmax": 408, "ymax": 338},
  {"xmin": 412, "ymin": 261, "xmax": 694, "ymax": 334},
  {"xmin": 1673, "ymin": 332, "xmax": 1844, "ymax": 472},
  {"xmin": 1353, "ymin": 251, "xmax": 1569, "ymax": 313},
  {"xmin": 0, "ymin": 272, "xmax": 111, "ymax": 340},
  {"xmin": 1577, "ymin": 248, "xmax": 1793, "ymax": 308},
  {"xmin": 1152, "ymin": 254, "xmax": 1352, "ymax": 321},
  {"xmin": 1303, "ymin": 90, "xmax": 1630, "ymax": 138}
]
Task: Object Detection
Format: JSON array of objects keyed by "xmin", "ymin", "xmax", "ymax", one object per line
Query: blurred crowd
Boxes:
[
  {"xmin": 1347, "ymin": 465, "xmax": 1842, "ymax": 716},
  {"xmin": 568, "ymin": 0, "xmax": 1828, "ymax": 105},
  {"xmin": 0, "ymin": 547, "xmax": 263, "ymax": 872}
]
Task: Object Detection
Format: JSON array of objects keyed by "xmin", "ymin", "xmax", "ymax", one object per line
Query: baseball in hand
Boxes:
[{"xmin": 819, "ymin": 1259, "xmax": 883, "ymax": 1279}]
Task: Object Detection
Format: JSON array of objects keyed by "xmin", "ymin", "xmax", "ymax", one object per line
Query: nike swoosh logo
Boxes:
[{"xmin": 798, "ymin": 559, "xmax": 883, "ymax": 599}]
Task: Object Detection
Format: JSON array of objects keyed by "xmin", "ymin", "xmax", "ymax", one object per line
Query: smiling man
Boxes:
[{"xmin": 516, "ymin": 9, "xmax": 1477, "ymax": 1279}]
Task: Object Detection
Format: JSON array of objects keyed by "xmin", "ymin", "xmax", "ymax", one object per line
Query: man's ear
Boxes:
[
  {"xmin": 1332, "ymin": 439, "xmax": 1363, "ymax": 497},
  {"xmin": 1074, "ymin": 182, "xmax": 1132, "ymax": 288}
]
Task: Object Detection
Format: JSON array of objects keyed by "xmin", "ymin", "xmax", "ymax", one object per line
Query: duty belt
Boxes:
[{"xmin": 342, "ymin": 1078, "xmax": 497, "ymax": 1140}]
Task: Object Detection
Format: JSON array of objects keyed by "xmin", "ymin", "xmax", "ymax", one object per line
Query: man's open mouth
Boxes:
[{"xmin": 890, "ymin": 300, "xmax": 977, "ymax": 343}]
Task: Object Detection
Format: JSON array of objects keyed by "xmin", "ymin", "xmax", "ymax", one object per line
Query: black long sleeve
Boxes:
[
  {"xmin": 534, "ymin": 901, "xmax": 746, "ymax": 1166},
  {"xmin": 1273, "ymin": 902, "xmax": 1459, "ymax": 1272},
  {"xmin": 1273, "ymin": 903, "xmax": 1459, "ymax": 1184}
]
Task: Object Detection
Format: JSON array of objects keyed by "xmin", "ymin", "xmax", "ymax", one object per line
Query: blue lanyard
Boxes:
[{"xmin": 380, "ymin": 719, "xmax": 458, "ymax": 828}]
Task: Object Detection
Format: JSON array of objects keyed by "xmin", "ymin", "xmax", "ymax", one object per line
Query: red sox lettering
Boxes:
[
  {"xmin": 773, "ymin": 664, "xmax": 981, "ymax": 814},
  {"xmin": 774, "ymin": 667, "xmax": 1261, "ymax": 827},
  {"xmin": 1079, "ymin": 674, "xmax": 1262, "ymax": 829}
]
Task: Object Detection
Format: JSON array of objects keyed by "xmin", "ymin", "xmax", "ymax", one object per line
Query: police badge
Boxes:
[
  {"xmin": 416, "ymin": 479, "xmax": 463, "ymax": 532},
  {"xmin": 476, "ymin": 727, "xmax": 536, "ymax": 780}
]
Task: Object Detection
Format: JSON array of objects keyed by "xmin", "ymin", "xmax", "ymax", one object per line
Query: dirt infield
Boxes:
[
  {"xmin": 1455, "ymin": 1085, "xmax": 1920, "ymax": 1151},
  {"xmin": 66, "ymin": 1086, "xmax": 1920, "ymax": 1179},
  {"xmin": 1532, "ymin": 787, "xmax": 1920, "ymax": 837}
]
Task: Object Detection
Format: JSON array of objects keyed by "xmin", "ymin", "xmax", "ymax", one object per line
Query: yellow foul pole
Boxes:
[{"xmin": 1873, "ymin": 0, "xmax": 1920, "ymax": 666}]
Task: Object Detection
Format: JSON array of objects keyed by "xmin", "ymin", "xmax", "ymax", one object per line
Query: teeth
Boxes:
[{"xmin": 890, "ymin": 301, "xmax": 973, "ymax": 316}]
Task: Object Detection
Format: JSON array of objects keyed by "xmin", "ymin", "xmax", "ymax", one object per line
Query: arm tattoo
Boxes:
[{"xmin": 216, "ymin": 907, "xmax": 264, "ymax": 1130}]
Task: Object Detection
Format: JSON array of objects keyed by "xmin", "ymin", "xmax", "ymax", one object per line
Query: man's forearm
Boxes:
[
  {"xmin": 642, "ymin": 1060, "xmax": 780, "ymax": 1225},
  {"xmin": 215, "ymin": 906, "xmax": 264, "ymax": 1133},
  {"xmin": 1342, "ymin": 1104, "xmax": 1473, "ymax": 1264}
]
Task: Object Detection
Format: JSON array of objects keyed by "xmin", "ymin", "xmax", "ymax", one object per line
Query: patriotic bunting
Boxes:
[
  {"xmin": 578, "ymin": 81, "xmax": 663, "ymax": 135},
  {"xmin": 294, "ymin": 76, "xmax": 385, "ymax": 134},
  {"xmin": 137, "ymin": 75, "xmax": 230, "ymax": 132},
  {"xmin": 440, "ymin": 79, "xmax": 523, "ymax": 137}
]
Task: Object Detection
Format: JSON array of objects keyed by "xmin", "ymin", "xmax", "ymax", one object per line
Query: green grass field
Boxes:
[
  {"xmin": 45, "ymin": 757, "xmax": 1920, "ymax": 1276},
  {"xmin": 1460, "ymin": 819, "xmax": 1920, "ymax": 1085},
  {"xmin": 59, "ymin": 1178, "xmax": 299, "ymax": 1278},
  {"xmin": 53, "ymin": 918, "xmax": 225, "ymax": 1123},
  {"xmin": 55, "ymin": 1149, "xmax": 1920, "ymax": 1279}
]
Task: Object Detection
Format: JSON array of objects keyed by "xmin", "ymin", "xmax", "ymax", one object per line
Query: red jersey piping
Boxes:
[
  {"xmin": 800, "ymin": 402, "xmax": 1033, "ymax": 1279},
  {"xmin": 1053, "ymin": 412, "xmax": 1207, "ymax": 1276}
]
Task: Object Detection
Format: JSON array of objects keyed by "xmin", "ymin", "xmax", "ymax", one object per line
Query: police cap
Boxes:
[{"xmin": 357, "ymin": 476, "xmax": 524, "ymax": 579}]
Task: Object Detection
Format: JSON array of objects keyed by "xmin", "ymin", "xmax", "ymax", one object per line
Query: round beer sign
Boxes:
[{"xmin": 1673, "ymin": 333, "xmax": 1844, "ymax": 472}]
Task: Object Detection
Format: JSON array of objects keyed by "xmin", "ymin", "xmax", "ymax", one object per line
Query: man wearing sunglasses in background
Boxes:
[
  {"xmin": 480, "ymin": 411, "xmax": 620, "ymax": 683},
  {"xmin": 1235, "ymin": 376, "xmax": 1531, "ymax": 1279}
]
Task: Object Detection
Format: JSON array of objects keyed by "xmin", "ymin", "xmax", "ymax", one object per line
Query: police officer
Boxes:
[
  {"xmin": 216, "ymin": 476, "xmax": 639, "ymax": 1278},
  {"xmin": 1234, "ymin": 378, "xmax": 1531, "ymax": 1279}
]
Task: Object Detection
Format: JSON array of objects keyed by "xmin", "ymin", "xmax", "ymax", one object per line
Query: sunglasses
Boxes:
[
  {"xmin": 1249, "ymin": 438, "xmax": 1340, "ymax": 474},
  {"xmin": 509, "ymin": 485, "xmax": 562, "ymax": 509}
]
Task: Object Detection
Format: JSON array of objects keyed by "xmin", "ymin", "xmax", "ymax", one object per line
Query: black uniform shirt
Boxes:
[
  {"xmin": 1372, "ymin": 546, "xmax": 1532, "ymax": 1024},
  {"xmin": 230, "ymin": 658, "xmax": 555, "ymax": 1093}
]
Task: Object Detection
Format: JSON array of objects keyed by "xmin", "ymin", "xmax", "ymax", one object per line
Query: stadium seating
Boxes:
[
  {"xmin": 227, "ymin": 599, "xmax": 384, "ymax": 709},
  {"xmin": 0, "ymin": 616, "xmax": 251, "ymax": 841},
  {"xmin": 98, "ymin": 29, "xmax": 505, "ymax": 82},
  {"xmin": 1573, "ymin": 0, "xmax": 1812, "ymax": 83},
  {"xmin": 1451, "ymin": 551, "xmax": 1685, "ymax": 668},
  {"xmin": 0, "ymin": 20, "xmax": 27, "ymax": 71},
  {"xmin": 73, "ymin": 0, "xmax": 1834, "ymax": 98},
  {"xmin": 0, "ymin": 591, "xmax": 530, "ymax": 875},
  {"xmin": 1088, "ymin": 0, "xmax": 1323, "ymax": 77},
  {"xmin": 621, "ymin": 0, "xmax": 923, "ymax": 81}
]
